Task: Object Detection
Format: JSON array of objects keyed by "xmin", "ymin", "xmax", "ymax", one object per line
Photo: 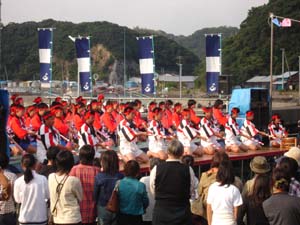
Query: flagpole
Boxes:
[{"xmin": 269, "ymin": 12, "xmax": 274, "ymax": 118}]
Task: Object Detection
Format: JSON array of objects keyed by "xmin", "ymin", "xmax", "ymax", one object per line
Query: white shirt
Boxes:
[
  {"xmin": 207, "ymin": 182, "xmax": 242, "ymax": 225},
  {"xmin": 149, "ymin": 159, "xmax": 196, "ymax": 200},
  {"xmin": 14, "ymin": 171, "xmax": 49, "ymax": 224},
  {"xmin": 140, "ymin": 176, "xmax": 154, "ymax": 222}
]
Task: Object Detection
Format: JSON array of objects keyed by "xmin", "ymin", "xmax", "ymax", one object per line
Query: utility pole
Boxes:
[
  {"xmin": 298, "ymin": 56, "xmax": 300, "ymax": 105},
  {"xmin": 177, "ymin": 56, "xmax": 182, "ymax": 98},
  {"xmin": 123, "ymin": 28, "xmax": 126, "ymax": 97},
  {"xmin": 0, "ymin": 0, "xmax": 2, "ymax": 82},
  {"xmin": 281, "ymin": 48, "xmax": 285, "ymax": 90},
  {"xmin": 269, "ymin": 12, "xmax": 274, "ymax": 118}
]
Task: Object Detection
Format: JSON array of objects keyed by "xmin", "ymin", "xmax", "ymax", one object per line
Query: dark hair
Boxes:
[
  {"xmin": 37, "ymin": 103, "xmax": 48, "ymax": 109},
  {"xmin": 79, "ymin": 145, "xmax": 95, "ymax": 165},
  {"xmin": 210, "ymin": 151, "xmax": 229, "ymax": 168},
  {"xmin": 149, "ymin": 158, "xmax": 164, "ymax": 170},
  {"xmin": 100, "ymin": 150, "xmax": 119, "ymax": 175},
  {"xmin": 124, "ymin": 160, "xmax": 140, "ymax": 178},
  {"xmin": 272, "ymin": 167, "xmax": 290, "ymax": 192},
  {"xmin": 134, "ymin": 99, "xmax": 142, "ymax": 105},
  {"xmin": 93, "ymin": 158, "xmax": 101, "ymax": 168},
  {"xmin": 21, "ymin": 154, "xmax": 36, "ymax": 184},
  {"xmin": 188, "ymin": 99, "xmax": 196, "ymax": 107},
  {"xmin": 0, "ymin": 152, "xmax": 9, "ymax": 169},
  {"xmin": 248, "ymin": 174, "xmax": 271, "ymax": 206},
  {"xmin": 216, "ymin": 160, "xmax": 235, "ymax": 186},
  {"xmin": 167, "ymin": 139, "xmax": 184, "ymax": 158},
  {"xmin": 56, "ymin": 151, "xmax": 74, "ymax": 174},
  {"xmin": 213, "ymin": 99, "xmax": 223, "ymax": 108},
  {"xmin": 278, "ymin": 157, "xmax": 298, "ymax": 179},
  {"xmin": 166, "ymin": 100, "xmax": 173, "ymax": 106},
  {"xmin": 46, "ymin": 146, "xmax": 60, "ymax": 161},
  {"xmin": 181, "ymin": 155, "xmax": 194, "ymax": 167}
]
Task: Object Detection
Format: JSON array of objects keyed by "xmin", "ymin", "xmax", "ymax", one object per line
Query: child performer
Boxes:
[
  {"xmin": 147, "ymin": 107, "xmax": 168, "ymax": 160},
  {"xmin": 224, "ymin": 107, "xmax": 249, "ymax": 152},
  {"xmin": 199, "ymin": 107, "xmax": 225, "ymax": 155},
  {"xmin": 177, "ymin": 109, "xmax": 203, "ymax": 157},
  {"xmin": 240, "ymin": 110, "xmax": 269, "ymax": 151},
  {"xmin": 268, "ymin": 114, "xmax": 287, "ymax": 147}
]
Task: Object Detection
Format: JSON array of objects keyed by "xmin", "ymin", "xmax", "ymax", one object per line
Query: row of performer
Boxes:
[{"xmin": 7, "ymin": 94, "xmax": 287, "ymax": 163}]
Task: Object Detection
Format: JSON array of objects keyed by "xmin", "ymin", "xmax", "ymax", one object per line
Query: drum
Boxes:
[{"xmin": 280, "ymin": 137, "xmax": 297, "ymax": 149}]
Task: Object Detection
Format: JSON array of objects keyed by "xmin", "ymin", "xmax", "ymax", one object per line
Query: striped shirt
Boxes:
[
  {"xmin": 118, "ymin": 119, "xmax": 137, "ymax": 143},
  {"xmin": 241, "ymin": 120, "xmax": 258, "ymax": 137},
  {"xmin": 148, "ymin": 120, "xmax": 165, "ymax": 141},
  {"xmin": 200, "ymin": 117, "xmax": 214, "ymax": 138},
  {"xmin": 178, "ymin": 119, "xmax": 198, "ymax": 140},
  {"xmin": 78, "ymin": 123, "xmax": 98, "ymax": 148}
]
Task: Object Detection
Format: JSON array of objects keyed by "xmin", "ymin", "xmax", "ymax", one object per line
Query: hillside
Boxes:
[
  {"xmin": 223, "ymin": 0, "xmax": 300, "ymax": 84},
  {"xmin": 1, "ymin": 19, "xmax": 199, "ymax": 83}
]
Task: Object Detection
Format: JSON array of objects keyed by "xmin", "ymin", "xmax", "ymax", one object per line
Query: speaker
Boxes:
[
  {"xmin": 0, "ymin": 90, "xmax": 9, "ymax": 157},
  {"xmin": 250, "ymin": 89, "xmax": 269, "ymax": 131}
]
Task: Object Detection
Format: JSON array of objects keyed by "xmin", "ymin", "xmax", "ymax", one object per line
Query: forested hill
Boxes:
[
  {"xmin": 223, "ymin": 0, "xmax": 300, "ymax": 84},
  {"xmin": 1, "ymin": 19, "xmax": 199, "ymax": 82}
]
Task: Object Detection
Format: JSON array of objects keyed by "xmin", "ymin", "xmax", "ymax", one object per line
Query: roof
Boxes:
[
  {"xmin": 158, "ymin": 74, "xmax": 198, "ymax": 82},
  {"xmin": 246, "ymin": 76, "xmax": 269, "ymax": 83},
  {"xmin": 246, "ymin": 71, "xmax": 299, "ymax": 83}
]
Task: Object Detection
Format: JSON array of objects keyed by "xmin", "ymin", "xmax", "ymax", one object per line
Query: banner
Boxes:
[
  {"xmin": 137, "ymin": 36, "xmax": 155, "ymax": 94},
  {"xmin": 38, "ymin": 28, "xmax": 53, "ymax": 88},
  {"xmin": 75, "ymin": 37, "xmax": 91, "ymax": 92},
  {"xmin": 206, "ymin": 34, "xmax": 221, "ymax": 94}
]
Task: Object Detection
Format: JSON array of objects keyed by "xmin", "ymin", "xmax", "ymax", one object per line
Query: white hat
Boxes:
[{"xmin": 284, "ymin": 147, "xmax": 300, "ymax": 166}]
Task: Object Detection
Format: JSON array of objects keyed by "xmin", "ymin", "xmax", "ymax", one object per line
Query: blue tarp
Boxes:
[{"xmin": 0, "ymin": 89, "xmax": 9, "ymax": 157}]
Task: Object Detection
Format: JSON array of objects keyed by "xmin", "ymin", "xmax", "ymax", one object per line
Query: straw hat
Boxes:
[
  {"xmin": 284, "ymin": 147, "xmax": 300, "ymax": 166},
  {"xmin": 250, "ymin": 156, "xmax": 270, "ymax": 174}
]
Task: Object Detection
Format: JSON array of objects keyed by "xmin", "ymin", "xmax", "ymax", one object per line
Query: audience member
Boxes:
[
  {"xmin": 38, "ymin": 146, "xmax": 60, "ymax": 178},
  {"xmin": 14, "ymin": 154, "xmax": 49, "ymax": 225},
  {"xmin": 118, "ymin": 160, "xmax": 149, "ymax": 225},
  {"xmin": 48, "ymin": 150, "xmax": 83, "ymax": 225},
  {"xmin": 94, "ymin": 150, "xmax": 124, "ymax": 225},
  {"xmin": 207, "ymin": 160, "xmax": 243, "ymax": 225}
]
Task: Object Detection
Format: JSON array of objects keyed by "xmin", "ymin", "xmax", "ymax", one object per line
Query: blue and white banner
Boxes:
[
  {"xmin": 38, "ymin": 28, "xmax": 53, "ymax": 88},
  {"xmin": 206, "ymin": 34, "xmax": 221, "ymax": 94},
  {"xmin": 137, "ymin": 36, "xmax": 155, "ymax": 94},
  {"xmin": 75, "ymin": 37, "xmax": 91, "ymax": 92}
]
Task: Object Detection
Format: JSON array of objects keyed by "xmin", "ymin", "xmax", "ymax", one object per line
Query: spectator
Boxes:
[
  {"xmin": 237, "ymin": 174, "xmax": 271, "ymax": 225},
  {"xmin": 14, "ymin": 154, "xmax": 49, "ymax": 225},
  {"xmin": 48, "ymin": 150, "xmax": 83, "ymax": 225},
  {"xmin": 38, "ymin": 146, "xmax": 60, "ymax": 178},
  {"xmin": 263, "ymin": 168, "xmax": 300, "ymax": 225},
  {"xmin": 277, "ymin": 157, "xmax": 300, "ymax": 197},
  {"xmin": 0, "ymin": 152, "xmax": 17, "ymax": 225},
  {"xmin": 70, "ymin": 145, "xmax": 100, "ymax": 225},
  {"xmin": 181, "ymin": 155, "xmax": 199, "ymax": 200},
  {"xmin": 196, "ymin": 152, "xmax": 243, "ymax": 220},
  {"xmin": 94, "ymin": 150, "xmax": 123, "ymax": 225},
  {"xmin": 207, "ymin": 160, "xmax": 243, "ymax": 225},
  {"xmin": 140, "ymin": 158, "xmax": 164, "ymax": 225},
  {"xmin": 242, "ymin": 156, "xmax": 270, "ymax": 198},
  {"xmin": 118, "ymin": 160, "xmax": 149, "ymax": 225},
  {"xmin": 150, "ymin": 139, "xmax": 196, "ymax": 225}
]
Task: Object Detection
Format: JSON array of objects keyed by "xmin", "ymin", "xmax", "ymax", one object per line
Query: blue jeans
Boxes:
[
  {"xmin": 0, "ymin": 213, "xmax": 16, "ymax": 225},
  {"xmin": 97, "ymin": 205, "xmax": 117, "ymax": 225}
]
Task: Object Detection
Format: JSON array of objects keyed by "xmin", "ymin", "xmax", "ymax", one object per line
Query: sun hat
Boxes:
[
  {"xmin": 284, "ymin": 147, "xmax": 300, "ymax": 166},
  {"xmin": 250, "ymin": 156, "xmax": 270, "ymax": 174}
]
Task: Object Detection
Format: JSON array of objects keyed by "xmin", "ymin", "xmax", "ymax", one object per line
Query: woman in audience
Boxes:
[
  {"xmin": 48, "ymin": 150, "xmax": 83, "ymax": 225},
  {"xmin": 14, "ymin": 154, "xmax": 49, "ymax": 225},
  {"xmin": 263, "ymin": 168, "xmax": 300, "ymax": 225},
  {"xmin": 237, "ymin": 174, "xmax": 271, "ymax": 225},
  {"xmin": 207, "ymin": 160, "xmax": 243, "ymax": 225},
  {"xmin": 118, "ymin": 160, "xmax": 149, "ymax": 225},
  {"xmin": 94, "ymin": 150, "xmax": 124, "ymax": 225}
]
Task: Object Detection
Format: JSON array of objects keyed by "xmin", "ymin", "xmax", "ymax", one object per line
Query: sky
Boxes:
[{"xmin": 2, "ymin": 0, "xmax": 268, "ymax": 35}]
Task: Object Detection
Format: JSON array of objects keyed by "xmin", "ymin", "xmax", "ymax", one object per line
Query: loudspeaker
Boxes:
[
  {"xmin": 0, "ymin": 90, "xmax": 9, "ymax": 157},
  {"xmin": 250, "ymin": 89, "xmax": 269, "ymax": 131}
]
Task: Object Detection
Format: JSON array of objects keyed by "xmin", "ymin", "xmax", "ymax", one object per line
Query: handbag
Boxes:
[
  {"xmin": 106, "ymin": 180, "xmax": 120, "ymax": 213},
  {"xmin": 48, "ymin": 174, "xmax": 69, "ymax": 225}
]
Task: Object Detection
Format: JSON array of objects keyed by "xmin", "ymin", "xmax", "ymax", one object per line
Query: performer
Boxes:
[
  {"xmin": 10, "ymin": 105, "xmax": 37, "ymax": 154},
  {"xmin": 224, "ymin": 107, "xmax": 249, "ymax": 152},
  {"xmin": 118, "ymin": 106, "xmax": 149, "ymax": 163},
  {"xmin": 132, "ymin": 99, "xmax": 147, "ymax": 130},
  {"xmin": 188, "ymin": 99, "xmax": 200, "ymax": 127},
  {"xmin": 100, "ymin": 101, "xmax": 117, "ymax": 145},
  {"xmin": 73, "ymin": 102, "xmax": 86, "ymax": 131},
  {"xmin": 147, "ymin": 101, "xmax": 157, "ymax": 121},
  {"xmin": 240, "ymin": 110, "xmax": 267, "ymax": 151},
  {"xmin": 199, "ymin": 107, "xmax": 225, "ymax": 155},
  {"xmin": 268, "ymin": 114, "xmax": 287, "ymax": 147},
  {"xmin": 37, "ymin": 111, "xmax": 72, "ymax": 164},
  {"xmin": 52, "ymin": 105, "xmax": 69, "ymax": 139},
  {"xmin": 212, "ymin": 99, "xmax": 228, "ymax": 127},
  {"xmin": 161, "ymin": 100, "xmax": 174, "ymax": 135},
  {"xmin": 31, "ymin": 102, "xmax": 49, "ymax": 131},
  {"xmin": 147, "ymin": 107, "xmax": 168, "ymax": 160},
  {"xmin": 172, "ymin": 102, "xmax": 182, "ymax": 129},
  {"xmin": 177, "ymin": 109, "xmax": 203, "ymax": 157}
]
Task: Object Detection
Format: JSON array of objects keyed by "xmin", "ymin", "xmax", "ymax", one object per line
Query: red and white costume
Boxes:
[
  {"xmin": 268, "ymin": 122, "xmax": 286, "ymax": 145},
  {"xmin": 225, "ymin": 117, "xmax": 242, "ymax": 147},
  {"xmin": 199, "ymin": 117, "xmax": 221, "ymax": 148},
  {"xmin": 37, "ymin": 124, "xmax": 61, "ymax": 163},
  {"xmin": 148, "ymin": 120, "xmax": 166, "ymax": 153},
  {"xmin": 78, "ymin": 123, "xmax": 99, "ymax": 148},
  {"xmin": 240, "ymin": 119, "xmax": 259, "ymax": 146},
  {"xmin": 177, "ymin": 119, "xmax": 199, "ymax": 151},
  {"xmin": 118, "ymin": 119, "xmax": 143, "ymax": 157}
]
